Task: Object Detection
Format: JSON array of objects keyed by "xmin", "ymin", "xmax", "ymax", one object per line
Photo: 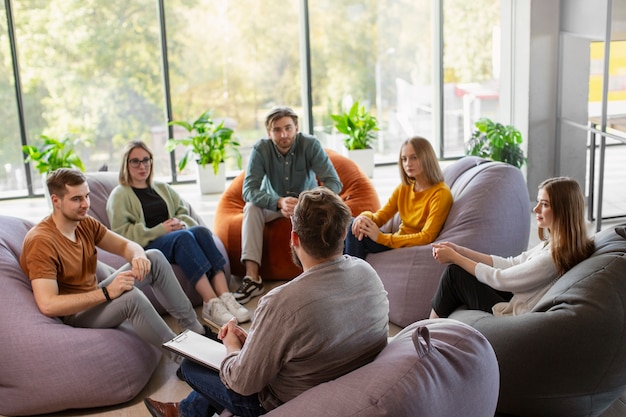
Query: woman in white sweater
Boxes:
[{"xmin": 429, "ymin": 176, "xmax": 594, "ymax": 318}]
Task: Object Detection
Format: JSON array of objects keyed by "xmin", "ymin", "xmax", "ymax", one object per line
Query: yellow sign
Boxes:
[{"xmin": 589, "ymin": 40, "xmax": 626, "ymax": 102}]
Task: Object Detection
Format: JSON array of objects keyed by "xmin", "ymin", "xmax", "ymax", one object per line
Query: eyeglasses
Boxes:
[{"xmin": 128, "ymin": 157, "xmax": 152, "ymax": 168}]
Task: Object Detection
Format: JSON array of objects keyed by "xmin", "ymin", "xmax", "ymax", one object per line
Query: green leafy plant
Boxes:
[
  {"xmin": 22, "ymin": 135, "xmax": 89, "ymax": 174},
  {"xmin": 466, "ymin": 118, "xmax": 526, "ymax": 168},
  {"xmin": 330, "ymin": 101, "xmax": 379, "ymax": 150},
  {"xmin": 166, "ymin": 110, "xmax": 242, "ymax": 175}
]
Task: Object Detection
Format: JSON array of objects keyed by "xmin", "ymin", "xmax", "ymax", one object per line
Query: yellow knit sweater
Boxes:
[{"xmin": 360, "ymin": 181, "xmax": 453, "ymax": 248}]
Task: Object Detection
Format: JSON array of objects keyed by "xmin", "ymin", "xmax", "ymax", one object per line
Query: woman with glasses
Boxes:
[{"xmin": 107, "ymin": 140, "xmax": 249, "ymax": 329}]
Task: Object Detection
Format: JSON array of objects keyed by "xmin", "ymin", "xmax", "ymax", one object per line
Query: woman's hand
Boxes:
[
  {"xmin": 431, "ymin": 242, "xmax": 459, "ymax": 264},
  {"xmin": 352, "ymin": 216, "xmax": 380, "ymax": 241},
  {"xmin": 163, "ymin": 218, "xmax": 186, "ymax": 233}
]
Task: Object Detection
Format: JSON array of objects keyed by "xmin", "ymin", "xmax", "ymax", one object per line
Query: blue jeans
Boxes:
[
  {"xmin": 344, "ymin": 218, "xmax": 391, "ymax": 259},
  {"xmin": 178, "ymin": 359, "xmax": 267, "ymax": 417},
  {"xmin": 146, "ymin": 226, "xmax": 226, "ymax": 286}
]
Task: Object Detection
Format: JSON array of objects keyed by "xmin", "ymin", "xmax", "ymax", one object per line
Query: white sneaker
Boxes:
[
  {"xmin": 202, "ymin": 298, "xmax": 236, "ymax": 329},
  {"xmin": 220, "ymin": 292, "xmax": 251, "ymax": 323}
]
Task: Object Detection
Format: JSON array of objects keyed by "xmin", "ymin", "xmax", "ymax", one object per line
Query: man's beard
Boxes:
[{"xmin": 290, "ymin": 243, "xmax": 302, "ymax": 269}]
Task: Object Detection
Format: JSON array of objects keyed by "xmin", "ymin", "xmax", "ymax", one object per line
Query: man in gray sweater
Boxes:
[{"xmin": 144, "ymin": 186, "xmax": 389, "ymax": 417}]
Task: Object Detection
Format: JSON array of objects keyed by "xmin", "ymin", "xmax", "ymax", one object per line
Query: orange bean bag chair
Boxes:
[{"xmin": 214, "ymin": 149, "xmax": 381, "ymax": 280}]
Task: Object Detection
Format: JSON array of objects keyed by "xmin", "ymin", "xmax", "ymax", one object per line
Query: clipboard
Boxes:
[{"xmin": 162, "ymin": 329, "xmax": 227, "ymax": 371}]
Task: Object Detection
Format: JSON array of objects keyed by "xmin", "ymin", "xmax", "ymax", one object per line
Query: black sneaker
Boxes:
[{"xmin": 234, "ymin": 276, "xmax": 264, "ymax": 304}]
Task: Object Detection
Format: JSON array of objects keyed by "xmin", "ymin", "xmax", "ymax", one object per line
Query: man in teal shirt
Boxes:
[{"xmin": 234, "ymin": 106, "xmax": 342, "ymax": 303}]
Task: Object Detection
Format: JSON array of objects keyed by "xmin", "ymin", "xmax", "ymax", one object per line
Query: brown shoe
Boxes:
[{"xmin": 144, "ymin": 398, "xmax": 179, "ymax": 417}]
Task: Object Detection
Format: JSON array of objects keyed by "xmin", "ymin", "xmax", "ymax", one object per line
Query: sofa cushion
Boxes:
[
  {"xmin": 451, "ymin": 225, "xmax": 626, "ymax": 417},
  {"xmin": 0, "ymin": 215, "xmax": 160, "ymax": 416},
  {"xmin": 267, "ymin": 319, "xmax": 499, "ymax": 417}
]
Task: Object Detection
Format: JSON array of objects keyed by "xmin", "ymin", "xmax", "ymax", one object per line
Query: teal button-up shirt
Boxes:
[{"xmin": 242, "ymin": 133, "xmax": 342, "ymax": 210}]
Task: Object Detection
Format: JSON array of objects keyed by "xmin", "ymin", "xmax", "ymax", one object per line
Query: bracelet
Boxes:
[{"xmin": 102, "ymin": 286, "xmax": 112, "ymax": 302}]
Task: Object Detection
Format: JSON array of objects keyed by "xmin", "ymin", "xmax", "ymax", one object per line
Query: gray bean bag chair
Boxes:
[
  {"xmin": 267, "ymin": 318, "xmax": 500, "ymax": 417},
  {"xmin": 367, "ymin": 157, "xmax": 531, "ymax": 326},
  {"xmin": 0, "ymin": 215, "xmax": 160, "ymax": 416},
  {"xmin": 451, "ymin": 224, "xmax": 626, "ymax": 417}
]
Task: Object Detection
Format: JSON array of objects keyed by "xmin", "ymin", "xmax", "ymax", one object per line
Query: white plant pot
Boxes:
[
  {"xmin": 344, "ymin": 148, "xmax": 375, "ymax": 178},
  {"xmin": 197, "ymin": 162, "xmax": 225, "ymax": 194}
]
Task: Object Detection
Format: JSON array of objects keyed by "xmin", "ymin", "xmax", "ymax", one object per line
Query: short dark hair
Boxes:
[
  {"xmin": 46, "ymin": 168, "xmax": 87, "ymax": 198},
  {"xmin": 265, "ymin": 106, "xmax": 299, "ymax": 130},
  {"xmin": 291, "ymin": 187, "xmax": 351, "ymax": 259}
]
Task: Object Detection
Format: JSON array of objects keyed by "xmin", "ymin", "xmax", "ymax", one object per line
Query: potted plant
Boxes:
[
  {"xmin": 166, "ymin": 110, "xmax": 242, "ymax": 194},
  {"xmin": 22, "ymin": 134, "xmax": 90, "ymax": 206},
  {"xmin": 330, "ymin": 101, "xmax": 379, "ymax": 177},
  {"xmin": 22, "ymin": 134, "xmax": 88, "ymax": 174},
  {"xmin": 465, "ymin": 118, "xmax": 526, "ymax": 168}
]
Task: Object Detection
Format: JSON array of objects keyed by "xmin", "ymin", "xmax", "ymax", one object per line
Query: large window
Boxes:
[
  {"xmin": 443, "ymin": 0, "xmax": 500, "ymax": 157},
  {"xmin": 309, "ymin": 0, "xmax": 433, "ymax": 162},
  {"xmin": 12, "ymin": 0, "xmax": 166, "ymax": 187},
  {"xmin": 587, "ymin": 40, "xmax": 626, "ymax": 224},
  {"xmin": 164, "ymin": 0, "xmax": 301, "ymax": 179},
  {"xmin": 2, "ymin": 0, "xmax": 502, "ymax": 198},
  {"xmin": 0, "ymin": 2, "xmax": 27, "ymax": 198}
]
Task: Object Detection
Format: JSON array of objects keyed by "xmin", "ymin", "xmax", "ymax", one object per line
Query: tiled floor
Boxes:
[{"xmin": 1, "ymin": 160, "xmax": 624, "ymax": 417}]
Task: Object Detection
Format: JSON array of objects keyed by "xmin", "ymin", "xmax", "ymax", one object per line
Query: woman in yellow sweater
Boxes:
[{"xmin": 344, "ymin": 136, "xmax": 453, "ymax": 259}]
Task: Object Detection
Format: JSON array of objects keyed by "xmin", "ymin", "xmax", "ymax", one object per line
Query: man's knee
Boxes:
[
  {"xmin": 145, "ymin": 249, "xmax": 175, "ymax": 280},
  {"xmin": 145, "ymin": 248, "xmax": 168, "ymax": 264},
  {"xmin": 118, "ymin": 287, "xmax": 153, "ymax": 312},
  {"xmin": 243, "ymin": 202, "xmax": 261, "ymax": 217}
]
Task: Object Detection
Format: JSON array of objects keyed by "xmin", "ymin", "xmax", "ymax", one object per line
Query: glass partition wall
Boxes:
[
  {"xmin": 2, "ymin": 0, "xmax": 500, "ymax": 198},
  {"xmin": 558, "ymin": 0, "xmax": 626, "ymax": 231}
]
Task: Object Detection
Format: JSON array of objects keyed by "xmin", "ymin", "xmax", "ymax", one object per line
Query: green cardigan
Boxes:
[{"xmin": 106, "ymin": 181, "xmax": 197, "ymax": 247}]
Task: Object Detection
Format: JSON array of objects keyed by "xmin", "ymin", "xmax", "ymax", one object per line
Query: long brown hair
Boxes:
[
  {"xmin": 398, "ymin": 136, "xmax": 444, "ymax": 186},
  {"xmin": 119, "ymin": 140, "xmax": 154, "ymax": 187},
  {"xmin": 538, "ymin": 177, "xmax": 594, "ymax": 275}
]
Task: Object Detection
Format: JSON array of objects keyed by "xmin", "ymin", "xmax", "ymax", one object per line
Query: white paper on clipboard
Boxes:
[{"xmin": 163, "ymin": 329, "xmax": 227, "ymax": 371}]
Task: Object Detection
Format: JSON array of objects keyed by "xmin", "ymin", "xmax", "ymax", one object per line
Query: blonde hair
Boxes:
[
  {"xmin": 398, "ymin": 136, "xmax": 444, "ymax": 186},
  {"xmin": 537, "ymin": 177, "xmax": 594, "ymax": 275},
  {"xmin": 119, "ymin": 140, "xmax": 154, "ymax": 187}
]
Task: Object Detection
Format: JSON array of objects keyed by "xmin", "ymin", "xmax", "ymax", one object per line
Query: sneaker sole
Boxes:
[
  {"xmin": 235, "ymin": 287, "xmax": 265, "ymax": 305},
  {"xmin": 233, "ymin": 310, "xmax": 252, "ymax": 323}
]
